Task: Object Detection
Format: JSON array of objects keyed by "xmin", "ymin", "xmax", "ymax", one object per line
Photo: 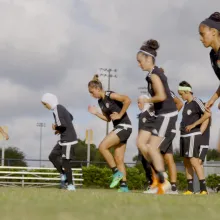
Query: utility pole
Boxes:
[
  {"xmin": 99, "ymin": 68, "xmax": 117, "ymax": 135},
  {"xmin": 36, "ymin": 122, "xmax": 46, "ymax": 167}
]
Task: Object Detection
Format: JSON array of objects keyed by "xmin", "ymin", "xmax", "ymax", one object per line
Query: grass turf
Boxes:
[{"xmin": 0, "ymin": 188, "xmax": 220, "ymax": 220}]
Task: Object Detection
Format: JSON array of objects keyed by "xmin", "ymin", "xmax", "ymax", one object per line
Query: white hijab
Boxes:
[
  {"xmin": 139, "ymin": 94, "xmax": 154, "ymax": 113},
  {"xmin": 41, "ymin": 93, "xmax": 58, "ymax": 110}
]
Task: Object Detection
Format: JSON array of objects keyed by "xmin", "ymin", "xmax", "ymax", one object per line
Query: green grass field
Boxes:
[{"xmin": 0, "ymin": 188, "xmax": 220, "ymax": 220}]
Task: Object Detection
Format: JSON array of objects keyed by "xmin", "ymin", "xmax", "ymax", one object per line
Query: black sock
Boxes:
[
  {"xmin": 150, "ymin": 163, "xmax": 157, "ymax": 173},
  {"xmin": 171, "ymin": 182, "xmax": 177, "ymax": 191},
  {"xmin": 111, "ymin": 167, "xmax": 118, "ymax": 174},
  {"xmin": 199, "ymin": 179, "xmax": 207, "ymax": 192},
  {"xmin": 141, "ymin": 156, "xmax": 153, "ymax": 184},
  {"xmin": 157, "ymin": 172, "xmax": 165, "ymax": 184},
  {"xmin": 187, "ymin": 179, "xmax": 194, "ymax": 192},
  {"xmin": 62, "ymin": 159, "xmax": 73, "ymax": 185},
  {"xmin": 120, "ymin": 181, "xmax": 127, "ymax": 187}
]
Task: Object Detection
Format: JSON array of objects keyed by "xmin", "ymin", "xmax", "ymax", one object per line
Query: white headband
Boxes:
[
  {"xmin": 139, "ymin": 50, "xmax": 155, "ymax": 58},
  {"xmin": 178, "ymin": 86, "xmax": 192, "ymax": 92}
]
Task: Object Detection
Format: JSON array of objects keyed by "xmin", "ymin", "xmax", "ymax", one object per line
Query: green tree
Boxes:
[{"xmin": 0, "ymin": 146, "xmax": 27, "ymax": 167}]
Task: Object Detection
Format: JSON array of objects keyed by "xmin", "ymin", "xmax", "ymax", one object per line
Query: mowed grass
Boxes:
[{"xmin": 0, "ymin": 188, "xmax": 220, "ymax": 220}]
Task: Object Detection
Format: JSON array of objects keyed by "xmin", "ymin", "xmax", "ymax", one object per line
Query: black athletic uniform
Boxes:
[
  {"xmin": 159, "ymin": 91, "xmax": 178, "ymax": 154},
  {"xmin": 49, "ymin": 104, "xmax": 78, "ymax": 185},
  {"xmin": 145, "ymin": 66, "xmax": 178, "ymax": 137},
  {"xmin": 98, "ymin": 91, "xmax": 132, "ymax": 143},
  {"xmin": 210, "ymin": 48, "xmax": 220, "ymax": 80},
  {"xmin": 180, "ymin": 97, "xmax": 205, "ymax": 158},
  {"xmin": 199, "ymin": 118, "xmax": 211, "ymax": 161}
]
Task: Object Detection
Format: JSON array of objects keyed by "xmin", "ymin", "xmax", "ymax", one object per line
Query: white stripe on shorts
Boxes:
[
  {"xmin": 180, "ymin": 132, "xmax": 202, "ymax": 137},
  {"xmin": 118, "ymin": 124, "xmax": 132, "ymax": 128},
  {"xmin": 65, "ymin": 144, "xmax": 71, "ymax": 159},
  {"xmin": 159, "ymin": 116, "xmax": 170, "ymax": 137},
  {"xmin": 114, "ymin": 128, "xmax": 122, "ymax": 134},
  {"xmin": 189, "ymin": 135, "xmax": 195, "ymax": 157},
  {"xmin": 159, "ymin": 111, "xmax": 178, "ymax": 117},
  {"xmin": 158, "ymin": 137, "xmax": 166, "ymax": 148},
  {"xmin": 199, "ymin": 145, "xmax": 209, "ymax": 156}
]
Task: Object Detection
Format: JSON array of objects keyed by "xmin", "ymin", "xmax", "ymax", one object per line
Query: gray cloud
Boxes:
[{"xmin": 0, "ymin": 0, "xmax": 219, "ymax": 162}]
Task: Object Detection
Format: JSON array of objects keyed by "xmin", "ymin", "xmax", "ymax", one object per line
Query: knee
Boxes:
[
  {"xmin": 98, "ymin": 142, "xmax": 106, "ymax": 153},
  {"xmin": 136, "ymin": 139, "xmax": 146, "ymax": 152},
  {"xmin": 48, "ymin": 153, "xmax": 54, "ymax": 162}
]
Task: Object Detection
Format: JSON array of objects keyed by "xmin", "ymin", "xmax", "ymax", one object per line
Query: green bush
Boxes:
[
  {"xmin": 82, "ymin": 165, "xmax": 187, "ymax": 190},
  {"xmin": 206, "ymin": 174, "xmax": 220, "ymax": 191}
]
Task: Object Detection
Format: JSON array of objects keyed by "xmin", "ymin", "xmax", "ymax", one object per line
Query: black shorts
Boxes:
[
  {"xmin": 180, "ymin": 133, "xmax": 202, "ymax": 158},
  {"xmin": 51, "ymin": 141, "xmax": 78, "ymax": 160},
  {"xmin": 199, "ymin": 145, "xmax": 209, "ymax": 161},
  {"xmin": 113, "ymin": 124, "xmax": 132, "ymax": 143},
  {"xmin": 152, "ymin": 112, "xmax": 178, "ymax": 138},
  {"xmin": 159, "ymin": 131, "xmax": 176, "ymax": 154}
]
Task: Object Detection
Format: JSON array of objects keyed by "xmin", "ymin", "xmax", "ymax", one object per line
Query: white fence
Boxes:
[{"xmin": 0, "ymin": 166, "xmax": 84, "ymax": 187}]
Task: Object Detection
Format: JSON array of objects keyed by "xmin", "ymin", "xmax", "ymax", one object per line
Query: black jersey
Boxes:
[
  {"xmin": 138, "ymin": 107, "xmax": 155, "ymax": 130},
  {"xmin": 98, "ymin": 91, "xmax": 131, "ymax": 127},
  {"xmin": 210, "ymin": 48, "xmax": 220, "ymax": 80},
  {"xmin": 53, "ymin": 104, "xmax": 78, "ymax": 142},
  {"xmin": 180, "ymin": 97, "xmax": 205, "ymax": 135},
  {"xmin": 146, "ymin": 66, "xmax": 177, "ymax": 115}
]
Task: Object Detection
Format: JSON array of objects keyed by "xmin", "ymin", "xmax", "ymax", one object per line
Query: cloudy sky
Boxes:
[{"xmin": 0, "ymin": 0, "xmax": 219, "ymax": 166}]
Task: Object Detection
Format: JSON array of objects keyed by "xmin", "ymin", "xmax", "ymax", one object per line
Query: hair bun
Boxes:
[
  {"xmin": 144, "ymin": 39, "xmax": 160, "ymax": 51},
  {"xmin": 209, "ymin": 12, "xmax": 220, "ymax": 22},
  {"xmin": 93, "ymin": 74, "xmax": 99, "ymax": 82}
]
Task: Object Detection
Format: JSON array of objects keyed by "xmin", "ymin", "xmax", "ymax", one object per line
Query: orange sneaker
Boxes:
[{"xmin": 157, "ymin": 180, "xmax": 171, "ymax": 195}]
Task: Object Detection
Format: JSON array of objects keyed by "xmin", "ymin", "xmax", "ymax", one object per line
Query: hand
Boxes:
[
  {"xmin": 185, "ymin": 124, "xmax": 195, "ymax": 133},
  {"xmin": 88, "ymin": 105, "xmax": 98, "ymax": 115},
  {"xmin": 110, "ymin": 112, "xmax": 121, "ymax": 121},
  {"xmin": 3, "ymin": 132, "xmax": 9, "ymax": 140},
  {"xmin": 55, "ymin": 130, "xmax": 60, "ymax": 135},
  {"xmin": 52, "ymin": 124, "xmax": 56, "ymax": 130},
  {"xmin": 205, "ymin": 99, "xmax": 215, "ymax": 110}
]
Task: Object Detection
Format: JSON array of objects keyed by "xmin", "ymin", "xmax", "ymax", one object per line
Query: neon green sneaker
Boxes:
[
  {"xmin": 118, "ymin": 186, "xmax": 129, "ymax": 193},
  {"xmin": 110, "ymin": 171, "xmax": 123, "ymax": 188}
]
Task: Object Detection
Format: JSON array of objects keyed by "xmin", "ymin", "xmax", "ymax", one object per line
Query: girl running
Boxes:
[
  {"xmin": 138, "ymin": 91, "xmax": 183, "ymax": 194},
  {"xmin": 88, "ymin": 75, "xmax": 132, "ymax": 192},
  {"xmin": 178, "ymin": 81, "xmax": 211, "ymax": 195},
  {"xmin": 136, "ymin": 39, "xmax": 178, "ymax": 194},
  {"xmin": 41, "ymin": 93, "xmax": 77, "ymax": 191}
]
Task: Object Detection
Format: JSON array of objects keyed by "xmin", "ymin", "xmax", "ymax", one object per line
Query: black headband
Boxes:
[{"xmin": 201, "ymin": 18, "xmax": 220, "ymax": 31}]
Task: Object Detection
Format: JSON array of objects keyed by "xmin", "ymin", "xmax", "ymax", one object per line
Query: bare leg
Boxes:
[
  {"xmin": 98, "ymin": 131, "xmax": 120, "ymax": 168},
  {"xmin": 114, "ymin": 143, "xmax": 127, "ymax": 181},
  {"xmin": 163, "ymin": 153, "xmax": 177, "ymax": 183}
]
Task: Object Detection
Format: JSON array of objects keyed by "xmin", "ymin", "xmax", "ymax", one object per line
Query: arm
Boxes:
[
  {"xmin": 200, "ymin": 118, "xmax": 210, "ymax": 134},
  {"xmin": 110, "ymin": 93, "xmax": 131, "ymax": 120},
  {"xmin": 96, "ymin": 111, "xmax": 111, "ymax": 122},
  {"xmin": 0, "ymin": 127, "xmax": 9, "ymax": 140},
  {"xmin": 206, "ymin": 85, "xmax": 220, "ymax": 108},
  {"xmin": 88, "ymin": 105, "xmax": 111, "ymax": 122},
  {"xmin": 53, "ymin": 107, "xmax": 67, "ymax": 133},
  {"xmin": 145, "ymin": 74, "xmax": 166, "ymax": 103},
  {"xmin": 173, "ymin": 96, "xmax": 183, "ymax": 112},
  {"xmin": 186, "ymin": 111, "xmax": 211, "ymax": 132}
]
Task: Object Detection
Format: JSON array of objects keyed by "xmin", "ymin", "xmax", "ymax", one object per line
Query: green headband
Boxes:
[{"xmin": 178, "ymin": 86, "xmax": 192, "ymax": 92}]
